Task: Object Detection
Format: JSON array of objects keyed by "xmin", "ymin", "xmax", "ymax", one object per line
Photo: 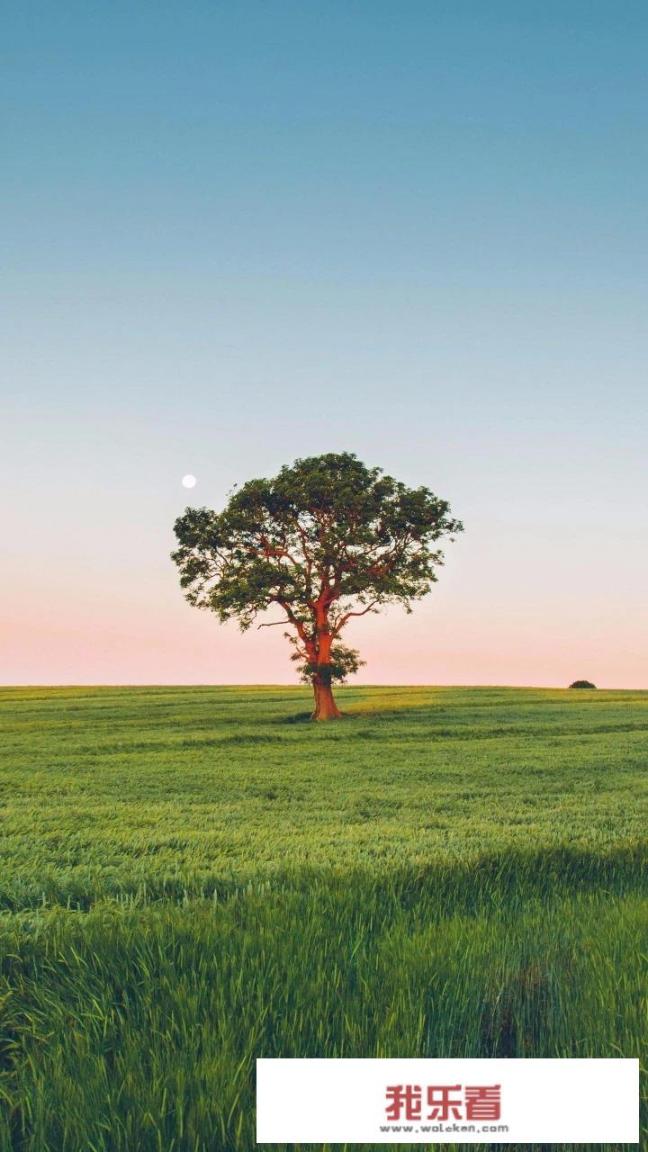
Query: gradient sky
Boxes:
[{"xmin": 2, "ymin": 1, "xmax": 647, "ymax": 687}]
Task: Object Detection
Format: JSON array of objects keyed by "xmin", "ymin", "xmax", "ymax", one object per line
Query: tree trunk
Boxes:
[
  {"xmin": 312, "ymin": 678, "xmax": 342, "ymax": 720},
  {"xmin": 310, "ymin": 623, "xmax": 342, "ymax": 720}
]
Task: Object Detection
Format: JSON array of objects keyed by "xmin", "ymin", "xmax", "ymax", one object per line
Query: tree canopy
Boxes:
[{"xmin": 172, "ymin": 452, "xmax": 462, "ymax": 718}]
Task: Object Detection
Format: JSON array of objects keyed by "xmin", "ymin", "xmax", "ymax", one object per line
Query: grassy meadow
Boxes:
[{"xmin": 0, "ymin": 685, "xmax": 646, "ymax": 1151}]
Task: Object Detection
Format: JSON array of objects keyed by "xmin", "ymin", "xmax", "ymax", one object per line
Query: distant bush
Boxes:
[{"xmin": 569, "ymin": 680, "xmax": 596, "ymax": 689}]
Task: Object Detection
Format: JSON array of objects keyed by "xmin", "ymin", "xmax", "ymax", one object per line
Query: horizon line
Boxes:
[{"xmin": 0, "ymin": 682, "xmax": 644, "ymax": 693}]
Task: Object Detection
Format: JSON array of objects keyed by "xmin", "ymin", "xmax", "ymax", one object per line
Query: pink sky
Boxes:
[{"xmin": 3, "ymin": 503, "xmax": 645, "ymax": 688}]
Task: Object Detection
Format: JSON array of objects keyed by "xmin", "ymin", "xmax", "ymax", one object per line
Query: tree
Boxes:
[
  {"xmin": 569, "ymin": 680, "xmax": 596, "ymax": 689},
  {"xmin": 172, "ymin": 452, "xmax": 463, "ymax": 720}
]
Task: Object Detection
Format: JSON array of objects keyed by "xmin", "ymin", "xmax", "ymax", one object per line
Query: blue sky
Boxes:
[{"xmin": 2, "ymin": 1, "xmax": 647, "ymax": 685}]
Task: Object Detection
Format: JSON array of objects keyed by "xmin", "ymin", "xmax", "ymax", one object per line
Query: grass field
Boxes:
[{"xmin": 0, "ymin": 685, "xmax": 646, "ymax": 1151}]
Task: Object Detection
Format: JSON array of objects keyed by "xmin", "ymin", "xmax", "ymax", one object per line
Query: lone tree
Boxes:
[{"xmin": 172, "ymin": 453, "xmax": 462, "ymax": 720}]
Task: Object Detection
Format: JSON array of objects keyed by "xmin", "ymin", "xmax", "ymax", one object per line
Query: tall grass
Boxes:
[
  {"xmin": 0, "ymin": 870, "xmax": 645, "ymax": 1151},
  {"xmin": 0, "ymin": 687, "xmax": 646, "ymax": 1150}
]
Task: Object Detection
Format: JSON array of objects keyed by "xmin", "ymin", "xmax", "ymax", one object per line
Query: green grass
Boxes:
[{"xmin": 0, "ymin": 685, "xmax": 646, "ymax": 1150}]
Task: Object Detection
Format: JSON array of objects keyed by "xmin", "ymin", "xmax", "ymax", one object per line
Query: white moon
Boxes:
[{"xmin": 182, "ymin": 474, "xmax": 197, "ymax": 489}]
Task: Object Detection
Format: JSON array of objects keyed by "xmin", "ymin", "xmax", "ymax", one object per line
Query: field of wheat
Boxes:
[{"xmin": 0, "ymin": 685, "xmax": 645, "ymax": 1150}]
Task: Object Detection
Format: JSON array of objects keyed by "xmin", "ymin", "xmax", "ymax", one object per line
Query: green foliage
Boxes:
[
  {"xmin": 287, "ymin": 634, "xmax": 365, "ymax": 684},
  {"xmin": 172, "ymin": 453, "xmax": 462, "ymax": 685},
  {"xmin": 569, "ymin": 679, "xmax": 597, "ymax": 689},
  {"xmin": 0, "ymin": 686, "xmax": 646, "ymax": 1149}
]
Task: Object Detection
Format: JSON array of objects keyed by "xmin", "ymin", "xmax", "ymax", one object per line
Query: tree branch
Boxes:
[{"xmin": 331, "ymin": 599, "xmax": 381, "ymax": 636}]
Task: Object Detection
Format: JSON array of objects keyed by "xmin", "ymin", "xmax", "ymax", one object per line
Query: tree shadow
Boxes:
[
  {"xmin": 280, "ymin": 711, "xmax": 314, "ymax": 724},
  {"xmin": 278, "ymin": 711, "xmax": 354, "ymax": 725}
]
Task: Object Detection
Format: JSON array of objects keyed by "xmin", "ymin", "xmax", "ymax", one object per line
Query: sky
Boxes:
[{"xmin": 2, "ymin": 1, "xmax": 647, "ymax": 688}]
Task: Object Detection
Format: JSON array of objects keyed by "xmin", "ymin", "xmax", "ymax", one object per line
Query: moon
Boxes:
[{"xmin": 182, "ymin": 474, "xmax": 197, "ymax": 489}]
